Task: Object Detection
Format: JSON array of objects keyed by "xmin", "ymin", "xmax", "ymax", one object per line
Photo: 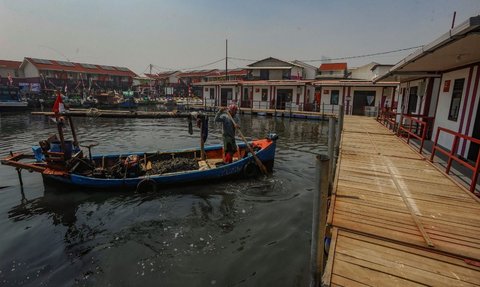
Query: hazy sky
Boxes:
[{"xmin": 1, "ymin": 0, "xmax": 479, "ymax": 75}]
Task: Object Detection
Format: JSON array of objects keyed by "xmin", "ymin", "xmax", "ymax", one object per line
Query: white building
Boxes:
[{"xmin": 374, "ymin": 15, "xmax": 480, "ymax": 166}]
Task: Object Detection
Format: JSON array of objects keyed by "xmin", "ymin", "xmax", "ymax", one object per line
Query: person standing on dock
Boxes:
[{"xmin": 215, "ymin": 103, "xmax": 240, "ymax": 163}]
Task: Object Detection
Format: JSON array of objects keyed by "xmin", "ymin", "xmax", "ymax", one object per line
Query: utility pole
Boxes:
[
  {"xmin": 225, "ymin": 39, "xmax": 228, "ymax": 81},
  {"xmin": 149, "ymin": 64, "xmax": 153, "ymax": 97}
]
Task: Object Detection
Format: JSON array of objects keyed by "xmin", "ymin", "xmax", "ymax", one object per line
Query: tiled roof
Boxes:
[
  {"xmin": 24, "ymin": 57, "xmax": 137, "ymax": 77},
  {"xmin": 0, "ymin": 60, "xmax": 22, "ymax": 69},
  {"xmin": 319, "ymin": 63, "xmax": 347, "ymax": 71}
]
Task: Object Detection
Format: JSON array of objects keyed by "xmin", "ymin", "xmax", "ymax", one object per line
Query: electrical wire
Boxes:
[{"xmin": 299, "ymin": 46, "xmax": 423, "ymax": 62}]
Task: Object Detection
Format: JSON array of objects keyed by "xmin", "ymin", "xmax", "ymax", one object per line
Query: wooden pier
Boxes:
[{"xmin": 322, "ymin": 116, "xmax": 480, "ymax": 286}]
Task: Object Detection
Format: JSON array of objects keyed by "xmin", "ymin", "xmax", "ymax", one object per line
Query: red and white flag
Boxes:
[
  {"xmin": 7, "ymin": 73, "xmax": 13, "ymax": 85},
  {"xmin": 52, "ymin": 91, "xmax": 65, "ymax": 114}
]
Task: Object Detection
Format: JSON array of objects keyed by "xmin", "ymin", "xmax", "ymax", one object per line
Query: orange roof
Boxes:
[
  {"xmin": 319, "ymin": 63, "xmax": 347, "ymax": 71},
  {"xmin": 0, "ymin": 60, "xmax": 22, "ymax": 69},
  {"xmin": 25, "ymin": 57, "xmax": 137, "ymax": 77}
]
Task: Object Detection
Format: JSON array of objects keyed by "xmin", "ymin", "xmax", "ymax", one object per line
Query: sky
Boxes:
[{"xmin": 1, "ymin": 0, "xmax": 479, "ymax": 75}]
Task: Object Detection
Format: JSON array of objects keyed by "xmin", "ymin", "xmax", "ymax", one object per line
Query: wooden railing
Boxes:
[
  {"xmin": 398, "ymin": 115, "xmax": 428, "ymax": 154},
  {"xmin": 430, "ymin": 127, "xmax": 480, "ymax": 193}
]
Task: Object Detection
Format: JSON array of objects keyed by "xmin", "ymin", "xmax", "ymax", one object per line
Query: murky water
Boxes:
[{"xmin": 0, "ymin": 112, "xmax": 328, "ymax": 287}]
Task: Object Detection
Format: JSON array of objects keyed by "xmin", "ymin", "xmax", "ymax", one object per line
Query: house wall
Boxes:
[
  {"xmin": 428, "ymin": 78, "xmax": 441, "ymax": 117},
  {"xmin": 22, "ymin": 62, "xmax": 40, "ymax": 78},
  {"xmin": 270, "ymin": 70, "xmax": 283, "ymax": 80},
  {"xmin": 291, "ymin": 66, "xmax": 303, "ymax": 79},
  {"xmin": 350, "ymin": 63, "xmax": 375, "ymax": 80},
  {"xmin": 318, "ymin": 87, "xmax": 345, "ymax": 113},
  {"xmin": 302, "ymin": 67, "xmax": 317, "ymax": 80},
  {"xmin": 202, "ymin": 86, "xmax": 216, "ymax": 106},
  {"xmin": 432, "ymin": 67, "xmax": 473, "ymax": 152},
  {"xmin": 347, "ymin": 86, "xmax": 385, "ymax": 115},
  {"xmin": 0, "ymin": 67, "xmax": 19, "ymax": 77},
  {"xmin": 398, "ymin": 79, "xmax": 425, "ymax": 115}
]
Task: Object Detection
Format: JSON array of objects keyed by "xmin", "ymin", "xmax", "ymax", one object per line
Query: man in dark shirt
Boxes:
[{"xmin": 214, "ymin": 103, "xmax": 240, "ymax": 163}]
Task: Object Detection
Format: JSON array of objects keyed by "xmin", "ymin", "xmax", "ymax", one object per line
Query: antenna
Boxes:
[
  {"xmin": 451, "ymin": 11, "xmax": 456, "ymax": 29},
  {"xmin": 225, "ymin": 39, "xmax": 228, "ymax": 81}
]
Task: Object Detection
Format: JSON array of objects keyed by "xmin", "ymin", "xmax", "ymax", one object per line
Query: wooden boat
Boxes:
[
  {"xmin": 2, "ymin": 136, "xmax": 277, "ymax": 191},
  {"xmin": 1, "ymin": 110, "xmax": 278, "ymax": 191}
]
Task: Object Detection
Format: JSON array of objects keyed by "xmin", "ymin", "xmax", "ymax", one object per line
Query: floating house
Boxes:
[
  {"xmin": 0, "ymin": 60, "xmax": 22, "ymax": 79},
  {"xmin": 374, "ymin": 15, "xmax": 480, "ymax": 164},
  {"xmin": 19, "ymin": 57, "xmax": 137, "ymax": 92},
  {"xmin": 313, "ymin": 62, "xmax": 398, "ymax": 115}
]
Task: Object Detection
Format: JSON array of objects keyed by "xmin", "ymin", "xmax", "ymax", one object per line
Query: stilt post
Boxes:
[{"xmin": 311, "ymin": 154, "xmax": 330, "ymax": 287}]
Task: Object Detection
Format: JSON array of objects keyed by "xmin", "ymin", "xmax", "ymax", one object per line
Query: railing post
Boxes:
[
  {"xmin": 471, "ymin": 151, "xmax": 480, "ymax": 193},
  {"xmin": 328, "ymin": 117, "xmax": 336, "ymax": 194},
  {"xmin": 407, "ymin": 117, "xmax": 412, "ymax": 144},
  {"xmin": 446, "ymin": 135, "xmax": 460, "ymax": 174},
  {"xmin": 336, "ymin": 105, "xmax": 344, "ymax": 156},
  {"xmin": 311, "ymin": 154, "xmax": 330, "ymax": 287},
  {"xmin": 396, "ymin": 106, "xmax": 404, "ymax": 134},
  {"xmin": 419, "ymin": 122, "xmax": 427, "ymax": 155},
  {"xmin": 430, "ymin": 127, "xmax": 441, "ymax": 162}
]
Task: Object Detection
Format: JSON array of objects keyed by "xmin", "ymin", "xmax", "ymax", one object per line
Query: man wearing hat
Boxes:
[{"xmin": 214, "ymin": 103, "xmax": 240, "ymax": 163}]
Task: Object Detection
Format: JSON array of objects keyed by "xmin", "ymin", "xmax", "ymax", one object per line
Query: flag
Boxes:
[
  {"xmin": 52, "ymin": 91, "xmax": 65, "ymax": 114},
  {"xmin": 64, "ymin": 84, "xmax": 68, "ymax": 93},
  {"xmin": 7, "ymin": 73, "xmax": 13, "ymax": 85}
]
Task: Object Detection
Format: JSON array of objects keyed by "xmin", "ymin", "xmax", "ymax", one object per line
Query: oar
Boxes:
[{"xmin": 224, "ymin": 111, "xmax": 268, "ymax": 175}]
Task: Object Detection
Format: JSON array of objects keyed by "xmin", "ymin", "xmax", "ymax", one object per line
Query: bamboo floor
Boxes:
[{"xmin": 323, "ymin": 116, "xmax": 480, "ymax": 286}]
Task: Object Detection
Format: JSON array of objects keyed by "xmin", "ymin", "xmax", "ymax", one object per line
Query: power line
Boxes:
[
  {"xmin": 299, "ymin": 46, "xmax": 423, "ymax": 62},
  {"xmin": 143, "ymin": 44, "xmax": 423, "ymax": 75}
]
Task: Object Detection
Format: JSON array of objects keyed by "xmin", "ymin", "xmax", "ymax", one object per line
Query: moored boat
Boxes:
[
  {"xmin": 2, "ymin": 135, "xmax": 277, "ymax": 191},
  {"xmin": 0, "ymin": 85, "xmax": 28, "ymax": 112}
]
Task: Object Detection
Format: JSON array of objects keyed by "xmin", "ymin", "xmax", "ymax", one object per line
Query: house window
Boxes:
[
  {"xmin": 330, "ymin": 90, "xmax": 339, "ymax": 105},
  {"xmin": 209, "ymin": 88, "xmax": 214, "ymax": 99},
  {"xmin": 407, "ymin": 87, "xmax": 418, "ymax": 114},
  {"xmin": 261, "ymin": 89, "xmax": 268, "ymax": 101},
  {"xmin": 282, "ymin": 70, "xmax": 291, "ymax": 80},
  {"xmin": 260, "ymin": 70, "xmax": 269, "ymax": 80},
  {"xmin": 448, "ymin": 79, "xmax": 465, "ymax": 121}
]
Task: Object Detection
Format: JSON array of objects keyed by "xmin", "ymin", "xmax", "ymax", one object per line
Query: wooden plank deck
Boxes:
[{"xmin": 323, "ymin": 116, "xmax": 480, "ymax": 286}]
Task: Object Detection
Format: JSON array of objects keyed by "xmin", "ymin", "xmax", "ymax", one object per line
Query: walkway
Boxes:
[{"xmin": 323, "ymin": 116, "xmax": 480, "ymax": 286}]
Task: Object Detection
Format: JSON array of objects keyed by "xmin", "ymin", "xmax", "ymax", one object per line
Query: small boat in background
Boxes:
[{"xmin": 0, "ymin": 85, "xmax": 28, "ymax": 112}]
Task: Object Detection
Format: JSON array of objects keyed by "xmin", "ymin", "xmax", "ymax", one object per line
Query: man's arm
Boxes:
[{"xmin": 214, "ymin": 109, "xmax": 225, "ymax": 123}]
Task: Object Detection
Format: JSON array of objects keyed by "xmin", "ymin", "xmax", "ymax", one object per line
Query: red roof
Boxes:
[
  {"xmin": 319, "ymin": 63, "xmax": 347, "ymax": 71},
  {"xmin": 0, "ymin": 60, "xmax": 22, "ymax": 69},
  {"xmin": 24, "ymin": 57, "xmax": 137, "ymax": 77}
]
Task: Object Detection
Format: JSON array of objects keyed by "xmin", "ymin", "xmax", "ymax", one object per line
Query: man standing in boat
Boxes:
[{"xmin": 215, "ymin": 103, "xmax": 240, "ymax": 163}]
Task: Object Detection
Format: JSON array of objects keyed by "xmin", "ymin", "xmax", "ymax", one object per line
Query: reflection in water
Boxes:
[{"xmin": 0, "ymin": 112, "xmax": 328, "ymax": 286}]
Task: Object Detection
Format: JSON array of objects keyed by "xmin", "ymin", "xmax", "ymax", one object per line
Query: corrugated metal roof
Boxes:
[
  {"xmin": 0, "ymin": 60, "xmax": 22, "ymax": 69},
  {"xmin": 24, "ymin": 57, "xmax": 137, "ymax": 77}
]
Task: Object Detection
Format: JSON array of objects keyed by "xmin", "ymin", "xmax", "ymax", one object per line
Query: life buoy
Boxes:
[
  {"xmin": 243, "ymin": 161, "xmax": 259, "ymax": 178},
  {"xmin": 136, "ymin": 178, "xmax": 158, "ymax": 193}
]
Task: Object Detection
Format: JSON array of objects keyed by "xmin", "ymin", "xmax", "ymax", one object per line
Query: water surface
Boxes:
[{"xmin": 0, "ymin": 112, "xmax": 328, "ymax": 286}]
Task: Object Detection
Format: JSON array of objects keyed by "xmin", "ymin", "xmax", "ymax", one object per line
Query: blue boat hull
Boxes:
[{"xmin": 42, "ymin": 140, "xmax": 277, "ymax": 191}]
